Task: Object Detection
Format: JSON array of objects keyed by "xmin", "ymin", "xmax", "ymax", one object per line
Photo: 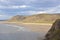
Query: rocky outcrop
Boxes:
[{"xmin": 44, "ymin": 19, "xmax": 60, "ymax": 40}]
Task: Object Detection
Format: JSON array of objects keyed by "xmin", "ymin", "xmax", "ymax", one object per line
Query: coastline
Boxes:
[
  {"xmin": 0, "ymin": 21, "xmax": 52, "ymax": 25},
  {"xmin": 0, "ymin": 21, "xmax": 52, "ymax": 40},
  {"xmin": 0, "ymin": 22, "xmax": 52, "ymax": 33}
]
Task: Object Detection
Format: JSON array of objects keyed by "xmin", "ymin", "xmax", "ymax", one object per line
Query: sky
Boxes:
[{"xmin": 0, "ymin": 0, "xmax": 60, "ymax": 20}]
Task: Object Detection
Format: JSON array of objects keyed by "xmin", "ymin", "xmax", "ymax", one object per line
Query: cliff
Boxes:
[{"xmin": 44, "ymin": 19, "xmax": 60, "ymax": 40}]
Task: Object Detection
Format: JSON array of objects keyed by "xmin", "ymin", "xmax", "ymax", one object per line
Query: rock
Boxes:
[{"xmin": 44, "ymin": 19, "xmax": 60, "ymax": 40}]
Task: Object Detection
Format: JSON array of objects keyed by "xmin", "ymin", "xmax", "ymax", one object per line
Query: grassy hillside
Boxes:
[
  {"xmin": 8, "ymin": 15, "xmax": 25, "ymax": 22},
  {"xmin": 9, "ymin": 14, "xmax": 60, "ymax": 23}
]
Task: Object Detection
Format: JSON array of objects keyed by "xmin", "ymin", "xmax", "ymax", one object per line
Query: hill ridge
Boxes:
[{"xmin": 9, "ymin": 14, "xmax": 60, "ymax": 23}]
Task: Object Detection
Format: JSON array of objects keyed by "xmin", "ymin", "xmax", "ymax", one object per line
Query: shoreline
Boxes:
[
  {"xmin": 0, "ymin": 22, "xmax": 52, "ymax": 33},
  {"xmin": 0, "ymin": 22, "xmax": 52, "ymax": 32},
  {"xmin": 0, "ymin": 21, "xmax": 52, "ymax": 25}
]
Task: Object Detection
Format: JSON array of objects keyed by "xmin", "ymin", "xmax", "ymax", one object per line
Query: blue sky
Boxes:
[{"xmin": 0, "ymin": 0, "xmax": 60, "ymax": 20}]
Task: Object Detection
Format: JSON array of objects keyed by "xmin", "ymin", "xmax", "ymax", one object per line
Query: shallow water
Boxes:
[{"xmin": 0, "ymin": 24, "xmax": 43, "ymax": 40}]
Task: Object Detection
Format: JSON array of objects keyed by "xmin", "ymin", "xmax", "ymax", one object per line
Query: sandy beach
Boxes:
[
  {"xmin": 2, "ymin": 22, "xmax": 52, "ymax": 33},
  {"xmin": 0, "ymin": 22, "xmax": 52, "ymax": 40}
]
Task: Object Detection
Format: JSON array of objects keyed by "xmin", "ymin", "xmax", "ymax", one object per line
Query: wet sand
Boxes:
[
  {"xmin": 5, "ymin": 23, "xmax": 52, "ymax": 40},
  {"xmin": 6, "ymin": 23, "xmax": 52, "ymax": 32},
  {"xmin": 0, "ymin": 22, "xmax": 52, "ymax": 40}
]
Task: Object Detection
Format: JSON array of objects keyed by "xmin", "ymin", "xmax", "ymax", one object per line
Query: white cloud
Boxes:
[
  {"xmin": 17, "ymin": 11, "xmax": 47, "ymax": 15},
  {"xmin": 32, "ymin": 11, "xmax": 47, "ymax": 14},
  {"xmin": 11, "ymin": 5, "xmax": 29, "ymax": 9},
  {"xmin": 19, "ymin": 5, "xmax": 60, "ymax": 15},
  {"xmin": 39, "ymin": 0, "xmax": 59, "ymax": 3},
  {"xmin": 45, "ymin": 5, "xmax": 60, "ymax": 13},
  {"xmin": 0, "ymin": 0, "xmax": 6, "ymax": 2},
  {"xmin": 37, "ymin": 11, "xmax": 47, "ymax": 13},
  {"xmin": 0, "ymin": 14, "xmax": 7, "ymax": 17},
  {"xmin": 0, "ymin": 5, "xmax": 6, "ymax": 9},
  {"xmin": 0, "ymin": 14, "xmax": 13, "ymax": 20},
  {"xmin": 0, "ymin": 15, "xmax": 4, "ymax": 16},
  {"xmin": 19, "ymin": 5, "xmax": 29, "ymax": 8},
  {"xmin": 0, "ymin": 0, "xmax": 9, "ymax": 3},
  {"xmin": 0, "ymin": 5, "xmax": 30, "ymax": 9},
  {"xmin": 30, "ymin": 11, "xmax": 47, "ymax": 14}
]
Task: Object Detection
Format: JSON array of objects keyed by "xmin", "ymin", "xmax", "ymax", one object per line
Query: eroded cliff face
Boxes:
[{"xmin": 44, "ymin": 19, "xmax": 60, "ymax": 40}]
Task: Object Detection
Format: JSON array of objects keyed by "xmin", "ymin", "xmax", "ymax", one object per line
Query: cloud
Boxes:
[
  {"xmin": 16, "ymin": 11, "xmax": 47, "ymax": 15},
  {"xmin": 0, "ymin": 0, "xmax": 8, "ymax": 2},
  {"xmin": 0, "ymin": 5, "xmax": 30, "ymax": 9},
  {"xmin": 11, "ymin": 5, "xmax": 29, "ymax": 9},
  {"xmin": 0, "ymin": 0, "xmax": 10, "ymax": 4},
  {"xmin": 0, "ymin": 0, "xmax": 60, "ymax": 20},
  {"xmin": 0, "ymin": 15, "xmax": 4, "ymax": 16},
  {"xmin": 21, "ymin": 5, "xmax": 60, "ymax": 15},
  {"xmin": 29, "ymin": 11, "xmax": 47, "ymax": 15},
  {"xmin": 44, "ymin": 5, "xmax": 60, "ymax": 13},
  {"xmin": 0, "ymin": 14, "xmax": 13, "ymax": 20}
]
